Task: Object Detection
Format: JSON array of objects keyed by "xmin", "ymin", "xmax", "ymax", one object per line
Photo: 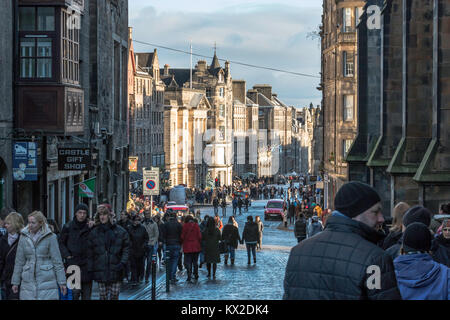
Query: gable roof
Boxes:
[
  {"xmin": 136, "ymin": 52, "xmax": 155, "ymax": 70},
  {"xmin": 160, "ymin": 68, "xmax": 191, "ymax": 88}
]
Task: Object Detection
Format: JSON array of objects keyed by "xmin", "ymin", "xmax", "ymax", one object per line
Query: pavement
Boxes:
[{"xmin": 90, "ymin": 200, "xmax": 298, "ymax": 300}]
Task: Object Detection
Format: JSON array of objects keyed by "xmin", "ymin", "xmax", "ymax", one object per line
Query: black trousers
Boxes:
[
  {"xmin": 2, "ymin": 282, "xmax": 19, "ymax": 300},
  {"xmin": 130, "ymin": 256, "xmax": 145, "ymax": 282},
  {"xmin": 72, "ymin": 281, "xmax": 93, "ymax": 300},
  {"xmin": 184, "ymin": 252, "xmax": 200, "ymax": 278}
]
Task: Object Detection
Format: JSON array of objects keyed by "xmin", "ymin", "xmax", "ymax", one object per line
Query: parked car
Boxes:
[
  {"xmin": 165, "ymin": 205, "xmax": 190, "ymax": 217},
  {"xmin": 264, "ymin": 199, "xmax": 286, "ymax": 221}
]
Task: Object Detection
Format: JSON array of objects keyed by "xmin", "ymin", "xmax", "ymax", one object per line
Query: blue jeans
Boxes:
[
  {"xmin": 145, "ymin": 243, "xmax": 158, "ymax": 280},
  {"xmin": 246, "ymin": 243, "xmax": 257, "ymax": 262},
  {"xmin": 227, "ymin": 245, "xmax": 235, "ymax": 260},
  {"xmin": 166, "ymin": 244, "xmax": 181, "ymax": 280}
]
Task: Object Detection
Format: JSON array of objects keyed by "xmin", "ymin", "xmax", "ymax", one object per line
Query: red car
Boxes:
[{"xmin": 264, "ymin": 199, "xmax": 286, "ymax": 221}]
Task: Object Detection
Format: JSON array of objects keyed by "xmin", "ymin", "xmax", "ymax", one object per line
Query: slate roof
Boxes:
[
  {"xmin": 210, "ymin": 53, "xmax": 221, "ymax": 70},
  {"xmin": 160, "ymin": 68, "xmax": 191, "ymax": 88},
  {"xmin": 136, "ymin": 52, "xmax": 154, "ymax": 69}
]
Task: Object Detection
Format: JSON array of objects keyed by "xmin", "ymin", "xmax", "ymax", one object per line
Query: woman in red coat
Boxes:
[{"xmin": 181, "ymin": 215, "xmax": 202, "ymax": 282}]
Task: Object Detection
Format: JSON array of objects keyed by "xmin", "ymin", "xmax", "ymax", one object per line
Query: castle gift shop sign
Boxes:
[{"xmin": 58, "ymin": 145, "xmax": 92, "ymax": 171}]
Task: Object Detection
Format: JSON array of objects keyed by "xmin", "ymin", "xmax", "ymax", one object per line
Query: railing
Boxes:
[{"xmin": 338, "ymin": 32, "xmax": 356, "ymax": 43}]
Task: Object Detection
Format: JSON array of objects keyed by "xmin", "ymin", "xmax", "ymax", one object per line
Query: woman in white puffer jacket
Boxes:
[{"xmin": 11, "ymin": 211, "xmax": 67, "ymax": 300}]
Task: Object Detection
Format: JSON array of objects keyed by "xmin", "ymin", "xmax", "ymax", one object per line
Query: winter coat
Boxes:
[
  {"xmin": 87, "ymin": 222, "xmax": 130, "ymax": 283},
  {"xmin": 128, "ymin": 224, "xmax": 149, "ymax": 258},
  {"xmin": 58, "ymin": 218, "xmax": 92, "ymax": 283},
  {"xmin": 284, "ymin": 215, "xmax": 402, "ymax": 300},
  {"xmin": 256, "ymin": 220, "xmax": 264, "ymax": 243},
  {"xmin": 306, "ymin": 221, "xmax": 323, "ymax": 238},
  {"xmin": 294, "ymin": 218, "xmax": 307, "ymax": 238},
  {"xmin": 11, "ymin": 225, "xmax": 66, "ymax": 300},
  {"xmin": 161, "ymin": 218, "xmax": 182, "ymax": 246},
  {"xmin": 232, "ymin": 199, "xmax": 238, "ymax": 208},
  {"xmin": 221, "ymin": 224, "xmax": 240, "ymax": 249},
  {"xmin": 117, "ymin": 219, "xmax": 132, "ymax": 233},
  {"xmin": 202, "ymin": 228, "xmax": 221, "ymax": 263},
  {"xmin": 213, "ymin": 198, "xmax": 219, "ymax": 208},
  {"xmin": 181, "ymin": 222, "xmax": 202, "ymax": 253},
  {"xmin": 431, "ymin": 235, "xmax": 450, "ymax": 267},
  {"xmin": 142, "ymin": 218, "xmax": 159, "ymax": 246},
  {"xmin": 394, "ymin": 253, "xmax": 450, "ymax": 300},
  {"xmin": 382, "ymin": 230, "xmax": 402, "ymax": 250},
  {"xmin": 242, "ymin": 222, "xmax": 260, "ymax": 244},
  {"xmin": 0, "ymin": 233, "xmax": 21, "ymax": 285}
]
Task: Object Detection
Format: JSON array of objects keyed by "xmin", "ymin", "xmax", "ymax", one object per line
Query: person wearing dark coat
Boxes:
[
  {"xmin": 222, "ymin": 217, "xmax": 241, "ymax": 265},
  {"xmin": 242, "ymin": 216, "xmax": 260, "ymax": 265},
  {"xmin": 284, "ymin": 181, "xmax": 402, "ymax": 300},
  {"xmin": 394, "ymin": 223, "xmax": 450, "ymax": 300},
  {"xmin": 87, "ymin": 205, "xmax": 130, "ymax": 300},
  {"xmin": 58, "ymin": 203, "xmax": 93, "ymax": 299},
  {"xmin": 0, "ymin": 212, "xmax": 24, "ymax": 300},
  {"xmin": 202, "ymin": 218, "xmax": 221, "ymax": 279},
  {"xmin": 160, "ymin": 213, "xmax": 183, "ymax": 283},
  {"xmin": 128, "ymin": 215, "xmax": 149, "ymax": 284},
  {"xmin": 294, "ymin": 214, "xmax": 307, "ymax": 243},
  {"xmin": 237, "ymin": 197, "xmax": 243, "ymax": 215},
  {"xmin": 385, "ymin": 205, "xmax": 432, "ymax": 260},
  {"xmin": 181, "ymin": 215, "xmax": 202, "ymax": 282},
  {"xmin": 431, "ymin": 219, "xmax": 450, "ymax": 267},
  {"xmin": 213, "ymin": 198, "xmax": 219, "ymax": 216}
]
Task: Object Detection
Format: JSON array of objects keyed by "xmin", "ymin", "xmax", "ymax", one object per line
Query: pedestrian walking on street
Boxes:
[
  {"xmin": 255, "ymin": 216, "xmax": 264, "ymax": 251},
  {"xmin": 202, "ymin": 218, "xmax": 221, "ymax": 279},
  {"xmin": 0, "ymin": 212, "xmax": 24, "ymax": 300},
  {"xmin": 382, "ymin": 202, "xmax": 410, "ymax": 250},
  {"xmin": 242, "ymin": 216, "xmax": 260, "ymax": 265},
  {"xmin": 294, "ymin": 214, "xmax": 307, "ymax": 243},
  {"xmin": 232, "ymin": 198, "xmax": 238, "ymax": 216},
  {"xmin": 143, "ymin": 210, "xmax": 159, "ymax": 282},
  {"xmin": 86, "ymin": 205, "xmax": 130, "ymax": 300},
  {"xmin": 306, "ymin": 215, "xmax": 323, "ymax": 239},
  {"xmin": 431, "ymin": 219, "xmax": 450, "ymax": 267},
  {"xmin": 128, "ymin": 215, "xmax": 148, "ymax": 285},
  {"xmin": 161, "ymin": 212, "xmax": 183, "ymax": 284},
  {"xmin": 237, "ymin": 197, "xmax": 243, "ymax": 215},
  {"xmin": 11, "ymin": 211, "xmax": 67, "ymax": 300},
  {"xmin": 385, "ymin": 205, "xmax": 432, "ymax": 260},
  {"xmin": 284, "ymin": 181, "xmax": 402, "ymax": 300},
  {"xmin": 213, "ymin": 197, "xmax": 219, "ymax": 216},
  {"xmin": 214, "ymin": 214, "xmax": 223, "ymax": 232},
  {"xmin": 181, "ymin": 215, "xmax": 202, "ymax": 282},
  {"xmin": 394, "ymin": 222, "xmax": 450, "ymax": 300},
  {"xmin": 58, "ymin": 203, "xmax": 93, "ymax": 300},
  {"xmin": 244, "ymin": 197, "xmax": 249, "ymax": 212},
  {"xmin": 221, "ymin": 198, "xmax": 227, "ymax": 218},
  {"xmin": 222, "ymin": 217, "xmax": 240, "ymax": 265}
]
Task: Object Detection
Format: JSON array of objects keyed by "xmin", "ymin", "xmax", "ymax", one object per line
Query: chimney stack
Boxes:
[
  {"xmin": 164, "ymin": 64, "xmax": 170, "ymax": 76},
  {"xmin": 232, "ymin": 80, "xmax": 246, "ymax": 104}
]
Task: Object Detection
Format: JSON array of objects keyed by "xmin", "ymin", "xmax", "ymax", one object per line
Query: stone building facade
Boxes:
[
  {"xmin": 160, "ymin": 53, "xmax": 233, "ymax": 186},
  {"xmin": 347, "ymin": 0, "xmax": 450, "ymax": 215},
  {"xmin": 0, "ymin": 0, "xmax": 14, "ymax": 211},
  {"xmin": 321, "ymin": 0, "xmax": 366, "ymax": 208}
]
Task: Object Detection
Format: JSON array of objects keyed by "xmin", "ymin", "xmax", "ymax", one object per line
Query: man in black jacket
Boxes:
[
  {"xmin": 59, "ymin": 203, "xmax": 93, "ymax": 300},
  {"xmin": 294, "ymin": 213, "xmax": 307, "ymax": 243},
  {"xmin": 161, "ymin": 213, "xmax": 183, "ymax": 283},
  {"xmin": 87, "ymin": 204, "xmax": 130, "ymax": 300},
  {"xmin": 284, "ymin": 181, "xmax": 402, "ymax": 300},
  {"xmin": 242, "ymin": 216, "xmax": 260, "ymax": 265},
  {"xmin": 128, "ymin": 215, "xmax": 149, "ymax": 285}
]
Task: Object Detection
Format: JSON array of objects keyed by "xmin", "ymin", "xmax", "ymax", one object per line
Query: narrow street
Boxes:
[{"xmin": 99, "ymin": 199, "xmax": 297, "ymax": 300}]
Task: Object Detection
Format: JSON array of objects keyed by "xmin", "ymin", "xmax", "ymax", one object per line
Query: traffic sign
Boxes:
[{"xmin": 143, "ymin": 168, "xmax": 159, "ymax": 196}]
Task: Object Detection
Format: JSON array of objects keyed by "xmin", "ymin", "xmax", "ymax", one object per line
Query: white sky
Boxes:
[{"xmin": 129, "ymin": 0, "xmax": 322, "ymax": 107}]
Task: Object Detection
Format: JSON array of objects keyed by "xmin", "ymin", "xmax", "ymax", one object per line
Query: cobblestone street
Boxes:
[{"xmin": 101, "ymin": 200, "xmax": 298, "ymax": 300}]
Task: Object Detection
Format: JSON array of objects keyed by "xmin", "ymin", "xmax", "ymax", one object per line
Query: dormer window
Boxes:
[{"xmin": 218, "ymin": 72, "xmax": 223, "ymax": 83}]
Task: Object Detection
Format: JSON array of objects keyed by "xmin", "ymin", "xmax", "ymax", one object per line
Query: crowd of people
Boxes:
[
  {"xmin": 284, "ymin": 181, "xmax": 450, "ymax": 300},
  {"xmin": 0, "ymin": 191, "xmax": 265, "ymax": 300}
]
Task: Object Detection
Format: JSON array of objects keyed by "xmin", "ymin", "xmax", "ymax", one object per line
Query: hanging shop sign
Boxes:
[
  {"xmin": 58, "ymin": 145, "xmax": 92, "ymax": 171},
  {"xmin": 12, "ymin": 141, "xmax": 38, "ymax": 181}
]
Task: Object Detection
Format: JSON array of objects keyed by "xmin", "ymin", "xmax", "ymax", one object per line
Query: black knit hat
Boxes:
[
  {"xmin": 402, "ymin": 205, "xmax": 431, "ymax": 228},
  {"xmin": 74, "ymin": 203, "xmax": 90, "ymax": 217},
  {"xmin": 402, "ymin": 222, "xmax": 432, "ymax": 253},
  {"xmin": 334, "ymin": 181, "xmax": 381, "ymax": 218}
]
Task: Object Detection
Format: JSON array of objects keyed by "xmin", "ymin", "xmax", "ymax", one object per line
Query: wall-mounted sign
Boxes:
[
  {"xmin": 12, "ymin": 141, "xmax": 38, "ymax": 181},
  {"xmin": 79, "ymin": 177, "xmax": 95, "ymax": 198},
  {"xmin": 58, "ymin": 145, "xmax": 92, "ymax": 171},
  {"xmin": 129, "ymin": 156, "xmax": 138, "ymax": 172}
]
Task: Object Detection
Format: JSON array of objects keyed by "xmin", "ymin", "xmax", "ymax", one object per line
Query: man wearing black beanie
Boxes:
[
  {"xmin": 59, "ymin": 202, "xmax": 93, "ymax": 300},
  {"xmin": 284, "ymin": 181, "xmax": 401, "ymax": 300},
  {"xmin": 393, "ymin": 222, "xmax": 450, "ymax": 300},
  {"xmin": 385, "ymin": 205, "xmax": 432, "ymax": 260}
]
